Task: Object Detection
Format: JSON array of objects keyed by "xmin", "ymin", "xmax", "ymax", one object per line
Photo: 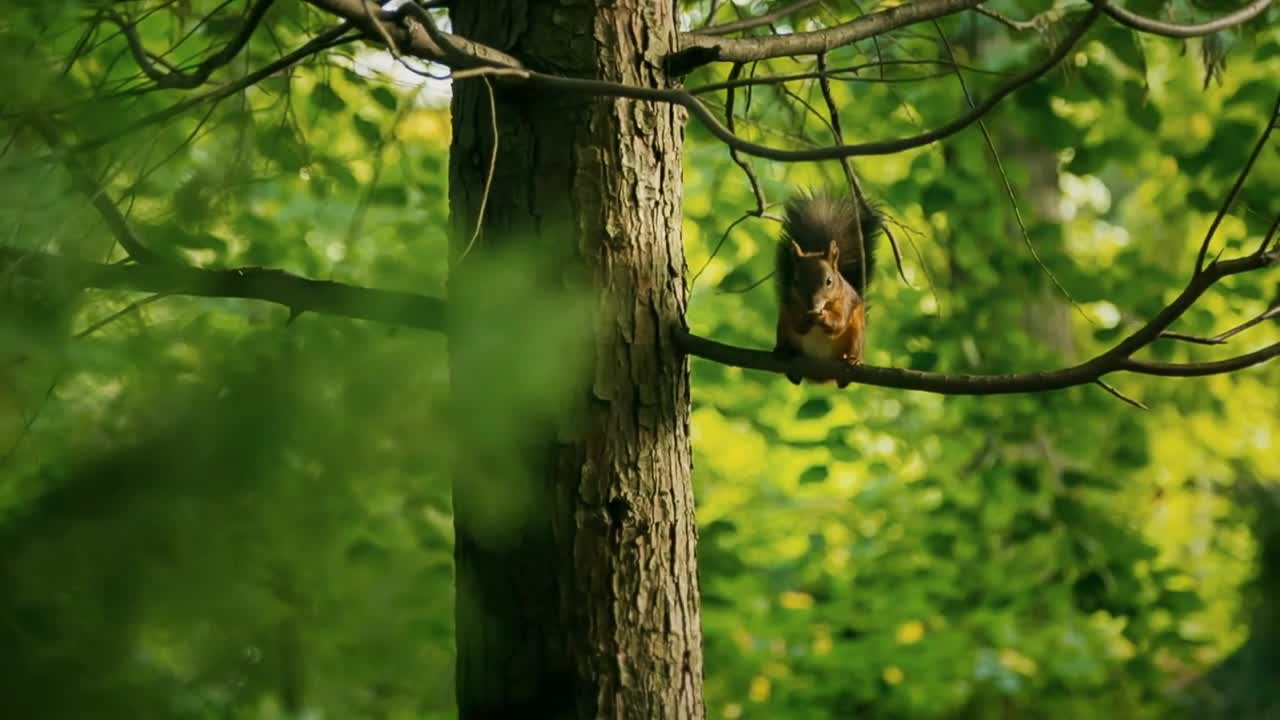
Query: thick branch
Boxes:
[
  {"xmin": 295, "ymin": 0, "xmax": 1096, "ymax": 163},
  {"xmin": 5, "ymin": 243, "xmax": 1274, "ymax": 394},
  {"xmin": 0, "ymin": 247, "xmax": 446, "ymax": 332},
  {"xmin": 302, "ymin": 0, "xmax": 522, "ymax": 69},
  {"xmin": 674, "ymin": 248, "xmax": 1280, "ymax": 394},
  {"xmin": 676, "ymin": 0, "xmax": 984, "ymax": 66},
  {"xmin": 407, "ymin": 8, "xmax": 1098, "ymax": 162},
  {"xmin": 1090, "ymin": 0, "xmax": 1273, "ymax": 39}
]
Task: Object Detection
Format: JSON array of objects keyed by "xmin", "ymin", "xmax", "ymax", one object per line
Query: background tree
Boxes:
[{"xmin": 1, "ymin": 1, "xmax": 1277, "ymax": 719}]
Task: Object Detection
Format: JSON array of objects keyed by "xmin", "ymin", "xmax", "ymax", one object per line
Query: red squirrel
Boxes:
[{"xmin": 774, "ymin": 191, "xmax": 880, "ymax": 388}]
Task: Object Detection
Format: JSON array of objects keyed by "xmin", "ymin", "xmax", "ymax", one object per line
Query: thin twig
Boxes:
[
  {"xmin": 1260, "ymin": 213, "xmax": 1280, "ymax": 254},
  {"xmin": 691, "ymin": 212, "xmax": 750, "ymax": 287},
  {"xmin": 0, "ymin": 372, "xmax": 61, "ymax": 471},
  {"xmin": 75, "ymin": 294, "xmax": 168, "ymax": 338},
  {"xmin": 25, "ymin": 116, "xmax": 162, "ymax": 263},
  {"xmin": 66, "ymin": 23, "xmax": 357, "ymax": 154},
  {"xmin": 1162, "ymin": 305, "xmax": 1280, "ymax": 345},
  {"xmin": 686, "ymin": 59, "xmax": 1008, "ymax": 95},
  {"xmin": 344, "ymin": 87, "xmax": 423, "ymax": 247},
  {"xmin": 1158, "ymin": 330, "xmax": 1226, "ymax": 346},
  {"xmin": 716, "ymin": 270, "xmax": 777, "ymax": 295},
  {"xmin": 363, "ymin": 0, "xmax": 400, "ymax": 56},
  {"xmin": 511, "ymin": 9, "xmax": 1101, "ymax": 162},
  {"xmin": 1196, "ymin": 94, "xmax": 1280, "ymax": 274},
  {"xmin": 454, "ymin": 77, "xmax": 498, "ymax": 267},
  {"xmin": 932, "ymin": 20, "xmax": 1093, "ymax": 324},
  {"xmin": 724, "ymin": 64, "xmax": 768, "ymax": 216},
  {"xmin": 815, "ymin": 52, "xmax": 870, "ymax": 297},
  {"xmin": 107, "ymin": 0, "xmax": 277, "ymax": 89},
  {"xmin": 694, "ymin": 0, "xmax": 821, "ymax": 36},
  {"xmin": 315, "ymin": 2, "xmax": 1100, "ymax": 163},
  {"xmin": 1095, "ymin": 379, "xmax": 1149, "ymax": 410},
  {"xmin": 973, "ymin": 6, "xmax": 1061, "ymax": 32},
  {"xmin": 451, "ymin": 67, "xmax": 531, "ymax": 81}
]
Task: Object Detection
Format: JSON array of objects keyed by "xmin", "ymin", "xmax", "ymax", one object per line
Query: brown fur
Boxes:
[{"xmin": 774, "ymin": 239, "xmax": 866, "ymax": 388}]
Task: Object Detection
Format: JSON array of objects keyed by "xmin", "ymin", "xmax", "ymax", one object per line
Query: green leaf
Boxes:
[
  {"xmin": 313, "ymin": 82, "xmax": 347, "ymax": 112},
  {"xmin": 257, "ymin": 126, "xmax": 307, "ymax": 171},
  {"xmin": 354, "ymin": 114, "xmax": 383, "ymax": 146},
  {"xmin": 1102, "ymin": 26, "xmax": 1148, "ymax": 78},
  {"xmin": 908, "ymin": 351, "xmax": 938, "ymax": 371},
  {"xmin": 1123, "ymin": 82, "xmax": 1161, "ymax": 132},
  {"xmin": 371, "ymin": 86, "xmax": 399, "ymax": 111},
  {"xmin": 798, "ymin": 465, "xmax": 828, "ymax": 485},
  {"xmin": 796, "ymin": 396, "xmax": 831, "ymax": 420}
]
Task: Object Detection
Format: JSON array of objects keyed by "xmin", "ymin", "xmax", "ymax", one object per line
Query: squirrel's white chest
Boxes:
[{"xmin": 798, "ymin": 325, "xmax": 841, "ymax": 358}]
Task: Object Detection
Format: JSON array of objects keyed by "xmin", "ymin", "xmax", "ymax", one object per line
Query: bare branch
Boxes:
[
  {"xmin": 722, "ymin": 63, "xmax": 768, "ymax": 216},
  {"xmin": 6, "ymin": 241, "xmax": 1273, "ymax": 396},
  {"xmin": 694, "ymin": 0, "xmax": 820, "ymax": 37},
  {"xmin": 0, "ymin": 246, "xmax": 446, "ymax": 332},
  {"xmin": 1089, "ymin": 0, "xmax": 1273, "ymax": 39},
  {"xmin": 1158, "ymin": 330, "xmax": 1226, "ymax": 346},
  {"xmin": 1121, "ymin": 343, "xmax": 1280, "ymax": 376},
  {"xmin": 454, "ymin": 77, "xmax": 498, "ymax": 267},
  {"xmin": 815, "ymin": 52, "xmax": 875, "ymax": 293},
  {"xmin": 75, "ymin": 294, "xmax": 168, "ymax": 338},
  {"xmin": 414, "ymin": 8, "xmax": 1100, "ymax": 163},
  {"xmin": 303, "ymin": 0, "xmax": 523, "ymax": 69},
  {"xmin": 67, "ymin": 23, "xmax": 356, "ymax": 154},
  {"xmin": 972, "ymin": 6, "xmax": 1063, "ymax": 32},
  {"xmin": 1095, "ymin": 380, "xmax": 1149, "ymax": 410},
  {"xmin": 674, "ymin": 246, "xmax": 1280, "ymax": 394},
  {"xmin": 1260, "ymin": 213, "xmax": 1280, "ymax": 254},
  {"xmin": 692, "ymin": 213, "xmax": 750, "ymax": 288},
  {"xmin": 687, "ymin": 59, "xmax": 1010, "ymax": 96},
  {"xmin": 24, "ymin": 115, "xmax": 162, "ymax": 263},
  {"xmin": 1162, "ymin": 305, "xmax": 1280, "ymax": 345},
  {"xmin": 1196, "ymin": 93, "xmax": 1280, "ymax": 274},
  {"xmin": 107, "ymin": 0, "xmax": 276, "ymax": 89},
  {"xmin": 932, "ymin": 20, "xmax": 1092, "ymax": 323},
  {"xmin": 300, "ymin": 0, "xmax": 1097, "ymax": 164},
  {"xmin": 675, "ymin": 0, "xmax": 985, "ymax": 67}
]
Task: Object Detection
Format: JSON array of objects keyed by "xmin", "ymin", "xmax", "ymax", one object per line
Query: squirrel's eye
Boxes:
[{"xmin": 825, "ymin": 277, "xmax": 833, "ymax": 287}]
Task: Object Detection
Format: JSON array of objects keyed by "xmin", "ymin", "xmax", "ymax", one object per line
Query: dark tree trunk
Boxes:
[{"xmin": 447, "ymin": 3, "xmax": 703, "ymax": 719}]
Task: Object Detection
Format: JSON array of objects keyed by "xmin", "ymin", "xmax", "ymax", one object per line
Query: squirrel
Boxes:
[{"xmin": 774, "ymin": 191, "xmax": 881, "ymax": 388}]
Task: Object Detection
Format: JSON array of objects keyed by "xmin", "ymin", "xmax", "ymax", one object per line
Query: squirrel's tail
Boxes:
[{"xmin": 779, "ymin": 190, "xmax": 881, "ymax": 295}]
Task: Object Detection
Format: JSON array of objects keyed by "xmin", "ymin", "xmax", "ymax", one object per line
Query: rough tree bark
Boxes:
[{"xmin": 447, "ymin": 3, "xmax": 703, "ymax": 719}]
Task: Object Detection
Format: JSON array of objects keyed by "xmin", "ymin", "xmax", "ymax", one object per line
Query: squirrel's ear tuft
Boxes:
[{"xmin": 827, "ymin": 238, "xmax": 840, "ymax": 263}]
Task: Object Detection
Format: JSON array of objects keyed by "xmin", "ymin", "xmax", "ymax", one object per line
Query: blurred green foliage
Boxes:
[{"xmin": 0, "ymin": 0, "xmax": 1278, "ymax": 718}]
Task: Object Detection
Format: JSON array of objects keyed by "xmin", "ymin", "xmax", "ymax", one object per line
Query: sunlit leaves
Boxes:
[{"xmin": 685, "ymin": 7, "xmax": 1279, "ymax": 719}]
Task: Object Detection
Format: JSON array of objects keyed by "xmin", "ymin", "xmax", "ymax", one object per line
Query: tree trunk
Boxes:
[{"xmin": 447, "ymin": 3, "xmax": 703, "ymax": 719}]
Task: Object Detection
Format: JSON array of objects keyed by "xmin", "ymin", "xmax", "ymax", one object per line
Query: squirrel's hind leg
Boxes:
[
  {"xmin": 774, "ymin": 347, "xmax": 804, "ymax": 385},
  {"xmin": 774, "ymin": 316, "xmax": 805, "ymax": 385}
]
